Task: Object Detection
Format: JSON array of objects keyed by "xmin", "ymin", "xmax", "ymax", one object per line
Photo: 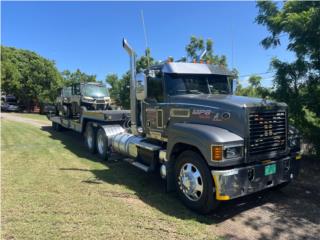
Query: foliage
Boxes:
[
  {"xmin": 235, "ymin": 75, "xmax": 271, "ymax": 98},
  {"xmin": 185, "ymin": 36, "xmax": 227, "ymax": 66},
  {"xmin": 256, "ymin": 1, "xmax": 320, "ymax": 154},
  {"xmin": 61, "ymin": 69, "xmax": 96, "ymax": 85},
  {"xmin": 1, "ymin": 46, "xmax": 63, "ymax": 108}
]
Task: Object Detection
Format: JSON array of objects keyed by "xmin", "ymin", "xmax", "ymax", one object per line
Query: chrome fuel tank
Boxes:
[{"xmin": 111, "ymin": 133, "xmax": 145, "ymax": 158}]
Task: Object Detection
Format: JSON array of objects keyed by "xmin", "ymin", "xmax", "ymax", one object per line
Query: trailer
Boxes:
[{"xmin": 48, "ymin": 39, "xmax": 301, "ymax": 214}]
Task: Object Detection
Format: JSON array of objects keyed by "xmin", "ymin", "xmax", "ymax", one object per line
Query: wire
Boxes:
[
  {"xmin": 239, "ymin": 71, "xmax": 275, "ymax": 78},
  {"xmin": 140, "ymin": 10, "xmax": 149, "ymax": 67}
]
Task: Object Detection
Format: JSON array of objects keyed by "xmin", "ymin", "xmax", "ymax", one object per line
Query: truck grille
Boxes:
[
  {"xmin": 249, "ymin": 111, "xmax": 287, "ymax": 156},
  {"xmin": 96, "ymin": 100, "xmax": 105, "ymax": 104}
]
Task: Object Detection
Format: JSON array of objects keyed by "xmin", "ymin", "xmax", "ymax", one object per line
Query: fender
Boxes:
[
  {"xmin": 167, "ymin": 122, "xmax": 243, "ymax": 167},
  {"xmin": 98, "ymin": 124, "xmax": 125, "ymax": 146}
]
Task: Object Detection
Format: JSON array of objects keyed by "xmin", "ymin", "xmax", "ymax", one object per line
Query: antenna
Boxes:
[
  {"xmin": 231, "ymin": 23, "xmax": 234, "ymax": 69},
  {"xmin": 140, "ymin": 10, "xmax": 150, "ymax": 67}
]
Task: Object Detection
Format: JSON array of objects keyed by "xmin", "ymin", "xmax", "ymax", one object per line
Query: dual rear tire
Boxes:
[{"xmin": 84, "ymin": 123, "xmax": 108, "ymax": 160}]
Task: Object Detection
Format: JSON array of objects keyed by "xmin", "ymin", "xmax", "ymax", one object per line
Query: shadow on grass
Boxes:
[{"xmin": 42, "ymin": 125, "xmax": 320, "ymax": 234}]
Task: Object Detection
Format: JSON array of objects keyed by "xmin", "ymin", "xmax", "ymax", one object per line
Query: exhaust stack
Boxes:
[{"xmin": 123, "ymin": 38, "xmax": 138, "ymax": 135}]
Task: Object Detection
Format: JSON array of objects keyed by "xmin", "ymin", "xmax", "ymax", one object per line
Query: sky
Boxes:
[{"xmin": 1, "ymin": 1, "xmax": 295, "ymax": 87}]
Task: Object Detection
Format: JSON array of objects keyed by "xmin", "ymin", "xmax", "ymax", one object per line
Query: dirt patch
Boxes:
[{"xmin": 1, "ymin": 113, "xmax": 50, "ymax": 128}]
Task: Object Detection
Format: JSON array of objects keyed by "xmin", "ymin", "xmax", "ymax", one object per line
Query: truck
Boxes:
[
  {"xmin": 48, "ymin": 39, "xmax": 301, "ymax": 213},
  {"xmin": 56, "ymin": 82, "xmax": 112, "ymax": 118}
]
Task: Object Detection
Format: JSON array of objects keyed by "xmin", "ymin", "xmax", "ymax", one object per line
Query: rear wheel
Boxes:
[
  {"xmin": 84, "ymin": 123, "xmax": 96, "ymax": 154},
  {"xmin": 96, "ymin": 128, "xmax": 109, "ymax": 161},
  {"xmin": 174, "ymin": 150, "xmax": 218, "ymax": 214}
]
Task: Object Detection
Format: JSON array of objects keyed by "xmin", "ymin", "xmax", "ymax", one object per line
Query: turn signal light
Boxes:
[{"xmin": 211, "ymin": 146, "xmax": 223, "ymax": 161}]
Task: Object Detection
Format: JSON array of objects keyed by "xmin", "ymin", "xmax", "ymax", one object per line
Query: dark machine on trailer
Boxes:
[
  {"xmin": 49, "ymin": 39, "xmax": 301, "ymax": 213},
  {"xmin": 56, "ymin": 82, "xmax": 112, "ymax": 118}
]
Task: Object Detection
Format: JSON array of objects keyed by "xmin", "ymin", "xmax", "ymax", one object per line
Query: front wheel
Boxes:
[{"xmin": 175, "ymin": 150, "xmax": 219, "ymax": 214}]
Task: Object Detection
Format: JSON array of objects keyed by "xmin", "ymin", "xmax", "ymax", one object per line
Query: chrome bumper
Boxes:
[{"xmin": 211, "ymin": 154, "xmax": 301, "ymax": 200}]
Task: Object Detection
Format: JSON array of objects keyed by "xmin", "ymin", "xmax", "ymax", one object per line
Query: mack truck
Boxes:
[{"xmin": 48, "ymin": 39, "xmax": 301, "ymax": 213}]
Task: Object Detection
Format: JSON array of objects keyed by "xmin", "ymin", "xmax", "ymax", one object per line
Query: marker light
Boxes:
[{"xmin": 211, "ymin": 146, "xmax": 223, "ymax": 161}]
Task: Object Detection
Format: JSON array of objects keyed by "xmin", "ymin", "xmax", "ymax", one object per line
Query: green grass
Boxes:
[
  {"xmin": 10, "ymin": 113, "xmax": 50, "ymax": 122},
  {"xmin": 1, "ymin": 119, "xmax": 219, "ymax": 240}
]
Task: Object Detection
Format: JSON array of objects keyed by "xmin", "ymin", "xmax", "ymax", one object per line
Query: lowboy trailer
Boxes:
[{"xmin": 48, "ymin": 39, "xmax": 301, "ymax": 213}]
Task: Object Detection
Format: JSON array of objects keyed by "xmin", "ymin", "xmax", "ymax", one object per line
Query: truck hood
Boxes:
[
  {"xmin": 170, "ymin": 94, "xmax": 286, "ymax": 110},
  {"xmin": 168, "ymin": 94, "xmax": 287, "ymax": 138}
]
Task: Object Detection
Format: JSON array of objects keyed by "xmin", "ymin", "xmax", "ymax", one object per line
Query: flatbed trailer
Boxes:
[{"xmin": 49, "ymin": 109, "xmax": 131, "ymax": 133}]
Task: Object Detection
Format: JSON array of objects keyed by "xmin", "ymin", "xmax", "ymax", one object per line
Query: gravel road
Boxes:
[{"xmin": 2, "ymin": 112, "xmax": 319, "ymax": 240}]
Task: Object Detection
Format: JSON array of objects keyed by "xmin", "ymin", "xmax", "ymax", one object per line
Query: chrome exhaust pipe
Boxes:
[{"xmin": 123, "ymin": 38, "xmax": 138, "ymax": 135}]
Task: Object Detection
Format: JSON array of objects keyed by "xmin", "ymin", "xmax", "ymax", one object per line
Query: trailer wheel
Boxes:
[
  {"xmin": 174, "ymin": 150, "xmax": 218, "ymax": 214},
  {"xmin": 84, "ymin": 123, "xmax": 96, "ymax": 154},
  {"xmin": 96, "ymin": 128, "xmax": 109, "ymax": 161}
]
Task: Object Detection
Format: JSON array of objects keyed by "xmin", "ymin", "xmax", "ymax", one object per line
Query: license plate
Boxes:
[{"xmin": 265, "ymin": 164, "xmax": 276, "ymax": 176}]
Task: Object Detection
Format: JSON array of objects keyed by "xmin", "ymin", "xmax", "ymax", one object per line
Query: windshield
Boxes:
[
  {"xmin": 5, "ymin": 97, "xmax": 17, "ymax": 103},
  {"xmin": 165, "ymin": 74, "xmax": 231, "ymax": 95},
  {"xmin": 81, "ymin": 85, "xmax": 109, "ymax": 98}
]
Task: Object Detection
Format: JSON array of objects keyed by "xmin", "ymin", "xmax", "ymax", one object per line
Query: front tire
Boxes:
[
  {"xmin": 96, "ymin": 128, "xmax": 109, "ymax": 161},
  {"xmin": 175, "ymin": 150, "xmax": 218, "ymax": 214},
  {"xmin": 84, "ymin": 123, "xmax": 96, "ymax": 154}
]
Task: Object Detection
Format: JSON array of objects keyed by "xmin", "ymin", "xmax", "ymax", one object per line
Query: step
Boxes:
[{"xmin": 123, "ymin": 158, "xmax": 150, "ymax": 172}]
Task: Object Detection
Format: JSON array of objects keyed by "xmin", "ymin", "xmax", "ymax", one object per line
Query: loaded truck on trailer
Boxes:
[{"xmin": 48, "ymin": 39, "xmax": 301, "ymax": 213}]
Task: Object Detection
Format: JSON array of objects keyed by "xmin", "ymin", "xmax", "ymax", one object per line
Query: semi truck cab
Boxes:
[{"xmin": 123, "ymin": 39, "xmax": 301, "ymax": 212}]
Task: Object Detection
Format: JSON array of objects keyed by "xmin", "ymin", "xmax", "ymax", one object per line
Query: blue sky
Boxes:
[{"xmin": 1, "ymin": 1, "xmax": 294, "ymax": 87}]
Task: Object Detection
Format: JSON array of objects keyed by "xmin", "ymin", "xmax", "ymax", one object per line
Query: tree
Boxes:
[
  {"xmin": 1, "ymin": 46, "xmax": 63, "ymax": 109},
  {"xmin": 256, "ymin": 1, "xmax": 320, "ymax": 155},
  {"xmin": 61, "ymin": 69, "xmax": 96, "ymax": 85},
  {"xmin": 235, "ymin": 75, "xmax": 271, "ymax": 98},
  {"xmin": 185, "ymin": 36, "xmax": 227, "ymax": 66}
]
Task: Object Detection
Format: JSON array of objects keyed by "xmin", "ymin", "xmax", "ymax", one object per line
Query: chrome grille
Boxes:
[{"xmin": 249, "ymin": 111, "xmax": 287, "ymax": 156}]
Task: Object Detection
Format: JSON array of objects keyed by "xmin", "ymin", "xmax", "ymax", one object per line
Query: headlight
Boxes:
[
  {"xmin": 224, "ymin": 146, "xmax": 243, "ymax": 159},
  {"xmin": 83, "ymin": 96, "xmax": 94, "ymax": 102},
  {"xmin": 211, "ymin": 144, "xmax": 243, "ymax": 161}
]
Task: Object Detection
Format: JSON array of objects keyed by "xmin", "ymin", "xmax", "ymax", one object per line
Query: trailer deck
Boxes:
[{"xmin": 48, "ymin": 109, "xmax": 130, "ymax": 132}]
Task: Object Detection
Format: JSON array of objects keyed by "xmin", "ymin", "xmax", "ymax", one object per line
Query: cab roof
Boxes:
[{"xmin": 149, "ymin": 62, "xmax": 234, "ymax": 76}]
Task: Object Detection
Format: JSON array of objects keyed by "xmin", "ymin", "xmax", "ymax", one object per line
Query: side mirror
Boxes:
[
  {"xmin": 136, "ymin": 73, "xmax": 147, "ymax": 100},
  {"xmin": 232, "ymin": 79, "xmax": 238, "ymax": 95}
]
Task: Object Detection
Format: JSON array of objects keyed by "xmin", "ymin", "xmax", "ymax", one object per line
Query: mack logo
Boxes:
[
  {"xmin": 192, "ymin": 109, "xmax": 211, "ymax": 115},
  {"xmin": 192, "ymin": 109, "xmax": 211, "ymax": 119}
]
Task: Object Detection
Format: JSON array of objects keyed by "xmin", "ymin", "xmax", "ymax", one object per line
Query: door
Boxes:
[{"xmin": 144, "ymin": 72, "xmax": 169, "ymax": 141}]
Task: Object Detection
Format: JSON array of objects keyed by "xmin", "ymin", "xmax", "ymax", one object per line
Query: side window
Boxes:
[{"xmin": 147, "ymin": 74, "xmax": 164, "ymax": 102}]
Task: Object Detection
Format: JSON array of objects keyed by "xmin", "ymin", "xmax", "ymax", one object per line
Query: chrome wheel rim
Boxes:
[
  {"xmin": 97, "ymin": 133, "xmax": 104, "ymax": 154},
  {"xmin": 87, "ymin": 132, "xmax": 93, "ymax": 149},
  {"xmin": 178, "ymin": 163, "xmax": 203, "ymax": 201}
]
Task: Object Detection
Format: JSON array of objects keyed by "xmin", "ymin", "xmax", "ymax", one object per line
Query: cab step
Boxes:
[{"xmin": 123, "ymin": 158, "xmax": 150, "ymax": 172}]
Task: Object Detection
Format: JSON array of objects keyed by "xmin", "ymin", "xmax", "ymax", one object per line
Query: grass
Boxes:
[
  {"xmin": 9, "ymin": 112, "xmax": 50, "ymax": 122},
  {"xmin": 1, "ymin": 119, "xmax": 219, "ymax": 240}
]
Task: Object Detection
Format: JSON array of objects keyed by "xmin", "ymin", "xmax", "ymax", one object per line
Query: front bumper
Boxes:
[{"xmin": 211, "ymin": 153, "xmax": 301, "ymax": 201}]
